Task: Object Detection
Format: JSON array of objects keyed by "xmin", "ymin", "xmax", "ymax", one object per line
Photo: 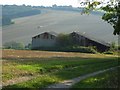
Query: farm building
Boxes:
[
  {"xmin": 69, "ymin": 32, "xmax": 110, "ymax": 52},
  {"xmin": 32, "ymin": 31, "xmax": 110, "ymax": 52},
  {"xmin": 32, "ymin": 31, "xmax": 58, "ymax": 49}
]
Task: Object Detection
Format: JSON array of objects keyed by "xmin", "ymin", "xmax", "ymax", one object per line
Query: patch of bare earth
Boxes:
[
  {"xmin": 2, "ymin": 49, "xmax": 118, "ymax": 59},
  {"xmin": 2, "ymin": 76, "xmax": 34, "ymax": 87}
]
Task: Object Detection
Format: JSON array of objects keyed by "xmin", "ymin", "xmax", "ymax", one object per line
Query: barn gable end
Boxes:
[{"xmin": 32, "ymin": 32, "xmax": 58, "ymax": 49}]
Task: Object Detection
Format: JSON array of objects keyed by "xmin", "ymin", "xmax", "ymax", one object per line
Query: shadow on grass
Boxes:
[
  {"xmin": 2, "ymin": 57, "xmax": 119, "ymax": 89},
  {"xmin": 70, "ymin": 67, "xmax": 120, "ymax": 89}
]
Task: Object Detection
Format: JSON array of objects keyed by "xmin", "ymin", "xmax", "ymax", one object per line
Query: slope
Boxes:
[{"xmin": 2, "ymin": 9, "xmax": 118, "ymax": 46}]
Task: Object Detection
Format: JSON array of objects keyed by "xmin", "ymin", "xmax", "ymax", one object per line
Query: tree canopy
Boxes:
[
  {"xmin": 79, "ymin": 0, "xmax": 120, "ymax": 35},
  {"xmin": 3, "ymin": 41, "xmax": 25, "ymax": 49}
]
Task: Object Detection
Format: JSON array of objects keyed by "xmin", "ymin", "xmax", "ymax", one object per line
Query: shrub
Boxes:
[
  {"xmin": 39, "ymin": 68, "xmax": 46, "ymax": 74},
  {"xmin": 109, "ymin": 42, "xmax": 118, "ymax": 51},
  {"xmin": 103, "ymin": 51, "xmax": 114, "ymax": 54},
  {"xmin": 3, "ymin": 41, "xmax": 25, "ymax": 50},
  {"xmin": 2, "ymin": 17, "xmax": 12, "ymax": 26},
  {"xmin": 58, "ymin": 46, "xmax": 98, "ymax": 54},
  {"xmin": 56, "ymin": 33, "xmax": 73, "ymax": 47},
  {"xmin": 34, "ymin": 46, "xmax": 98, "ymax": 54},
  {"xmin": 25, "ymin": 43, "xmax": 32, "ymax": 50}
]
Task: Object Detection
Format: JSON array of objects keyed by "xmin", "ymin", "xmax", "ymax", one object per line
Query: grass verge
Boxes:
[{"xmin": 71, "ymin": 67, "xmax": 119, "ymax": 88}]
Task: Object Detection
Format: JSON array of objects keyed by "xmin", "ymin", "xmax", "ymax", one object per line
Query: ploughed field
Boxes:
[
  {"xmin": 2, "ymin": 49, "xmax": 119, "ymax": 88},
  {"xmin": 2, "ymin": 49, "xmax": 117, "ymax": 59}
]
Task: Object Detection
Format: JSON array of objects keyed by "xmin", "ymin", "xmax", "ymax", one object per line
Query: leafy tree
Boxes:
[
  {"xmin": 79, "ymin": 0, "xmax": 120, "ymax": 35},
  {"xmin": 2, "ymin": 16, "xmax": 14, "ymax": 26},
  {"xmin": 56, "ymin": 34, "xmax": 73, "ymax": 47},
  {"xmin": 3, "ymin": 41, "xmax": 25, "ymax": 50},
  {"xmin": 25, "ymin": 43, "xmax": 32, "ymax": 49},
  {"xmin": 111, "ymin": 42, "xmax": 116, "ymax": 49}
]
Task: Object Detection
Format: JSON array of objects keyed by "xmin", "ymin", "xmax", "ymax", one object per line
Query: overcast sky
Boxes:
[{"xmin": 0, "ymin": 0, "xmax": 110, "ymax": 7}]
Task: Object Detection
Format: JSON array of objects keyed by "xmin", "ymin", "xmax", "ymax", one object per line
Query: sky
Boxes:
[
  {"xmin": 0, "ymin": 0, "xmax": 110, "ymax": 7},
  {"xmin": 0, "ymin": 0, "xmax": 81, "ymax": 7}
]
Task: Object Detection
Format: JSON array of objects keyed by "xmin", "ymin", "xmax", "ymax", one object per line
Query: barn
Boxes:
[
  {"xmin": 69, "ymin": 32, "xmax": 110, "ymax": 52},
  {"xmin": 32, "ymin": 31, "xmax": 110, "ymax": 52},
  {"xmin": 32, "ymin": 31, "xmax": 58, "ymax": 49}
]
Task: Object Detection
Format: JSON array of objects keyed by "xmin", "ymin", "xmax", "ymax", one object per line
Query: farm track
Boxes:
[
  {"xmin": 1, "ymin": 65, "xmax": 88, "ymax": 86},
  {"xmin": 46, "ymin": 66, "xmax": 120, "ymax": 89},
  {"xmin": 2, "ymin": 59, "xmax": 117, "ymax": 87},
  {"xmin": 2, "ymin": 66, "xmax": 80, "ymax": 87},
  {"xmin": 2, "ymin": 49, "xmax": 119, "ymax": 88}
]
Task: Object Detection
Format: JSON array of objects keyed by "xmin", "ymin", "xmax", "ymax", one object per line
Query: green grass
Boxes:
[
  {"xmin": 2, "ymin": 57, "xmax": 118, "ymax": 81},
  {"xmin": 3, "ymin": 75, "xmax": 61, "ymax": 88},
  {"xmin": 71, "ymin": 67, "xmax": 119, "ymax": 88},
  {"xmin": 53, "ymin": 60, "xmax": 118, "ymax": 80},
  {"xmin": 2, "ymin": 57, "xmax": 119, "ymax": 89},
  {"xmin": 16, "ymin": 65, "xmax": 41, "ymax": 72}
]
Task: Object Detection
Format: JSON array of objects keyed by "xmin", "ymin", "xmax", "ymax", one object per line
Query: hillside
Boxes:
[
  {"xmin": 1, "ymin": 5, "xmax": 41, "ymax": 26},
  {"xmin": 2, "ymin": 5, "xmax": 41, "ymax": 19},
  {"xmin": 2, "ymin": 8, "xmax": 118, "ymax": 46}
]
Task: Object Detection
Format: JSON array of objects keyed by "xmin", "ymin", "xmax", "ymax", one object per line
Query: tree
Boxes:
[
  {"xmin": 25, "ymin": 43, "xmax": 32, "ymax": 49},
  {"xmin": 2, "ymin": 16, "xmax": 14, "ymax": 26},
  {"xmin": 79, "ymin": 0, "xmax": 120, "ymax": 35},
  {"xmin": 3, "ymin": 41, "xmax": 25, "ymax": 49},
  {"xmin": 56, "ymin": 34, "xmax": 73, "ymax": 47}
]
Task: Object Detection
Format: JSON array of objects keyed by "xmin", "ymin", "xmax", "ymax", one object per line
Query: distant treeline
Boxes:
[
  {"xmin": 1, "ymin": 16, "xmax": 14, "ymax": 26},
  {"xmin": 1, "ymin": 4, "xmax": 104, "ymax": 26},
  {"xmin": 1, "ymin": 5, "xmax": 41, "ymax": 26},
  {"xmin": 51, "ymin": 5, "xmax": 104, "ymax": 16}
]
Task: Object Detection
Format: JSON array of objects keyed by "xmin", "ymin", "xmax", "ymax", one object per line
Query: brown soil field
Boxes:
[{"xmin": 2, "ymin": 49, "xmax": 118, "ymax": 59}]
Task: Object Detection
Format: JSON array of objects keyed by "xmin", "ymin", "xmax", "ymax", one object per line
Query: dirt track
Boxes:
[{"xmin": 47, "ymin": 66, "xmax": 119, "ymax": 88}]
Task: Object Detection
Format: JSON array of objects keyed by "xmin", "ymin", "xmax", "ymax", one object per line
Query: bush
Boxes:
[
  {"xmin": 103, "ymin": 51, "xmax": 114, "ymax": 54},
  {"xmin": 56, "ymin": 34, "xmax": 73, "ymax": 47},
  {"xmin": 3, "ymin": 41, "xmax": 25, "ymax": 50},
  {"xmin": 109, "ymin": 42, "xmax": 118, "ymax": 51},
  {"xmin": 118, "ymin": 46, "xmax": 120, "ymax": 51},
  {"xmin": 61, "ymin": 46, "xmax": 98, "ymax": 54},
  {"xmin": 25, "ymin": 43, "xmax": 32, "ymax": 50},
  {"xmin": 33, "ymin": 46, "xmax": 98, "ymax": 54}
]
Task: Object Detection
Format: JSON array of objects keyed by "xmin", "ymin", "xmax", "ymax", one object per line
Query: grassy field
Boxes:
[
  {"xmin": 2, "ymin": 50, "xmax": 119, "ymax": 89},
  {"xmin": 71, "ymin": 67, "xmax": 119, "ymax": 88}
]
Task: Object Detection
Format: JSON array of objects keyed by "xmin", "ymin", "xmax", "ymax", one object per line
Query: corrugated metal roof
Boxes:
[
  {"xmin": 32, "ymin": 31, "xmax": 58, "ymax": 38},
  {"xmin": 71, "ymin": 31, "xmax": 110, "ymax": 47},
  {"xmin": 32, "ymin": 31, "xmax": 110, "ymax": 47},
  {"xmin": 48, "ymin": 31, "xmax": 58, "ymax": 36}
]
